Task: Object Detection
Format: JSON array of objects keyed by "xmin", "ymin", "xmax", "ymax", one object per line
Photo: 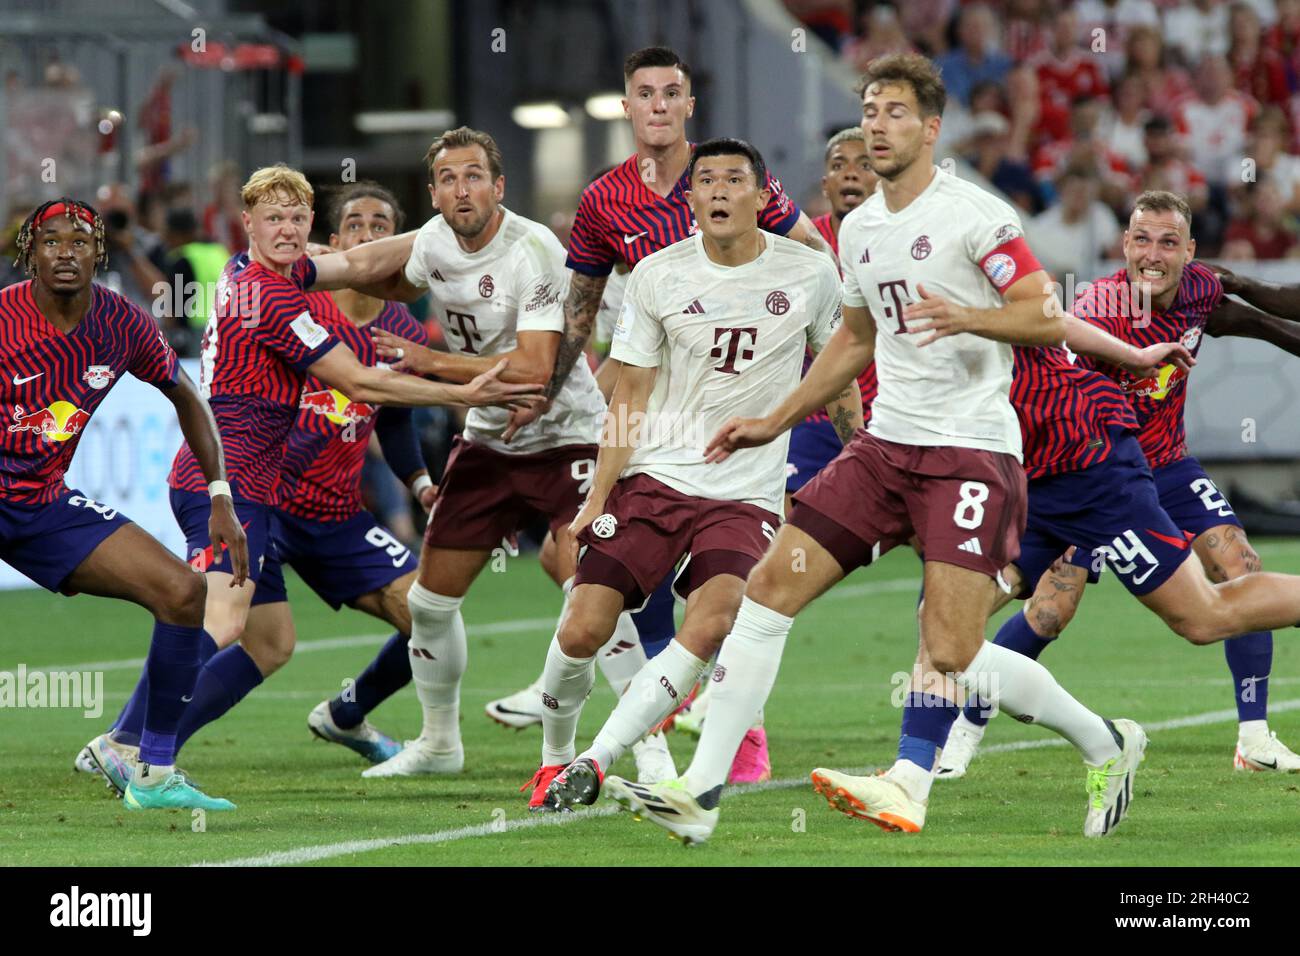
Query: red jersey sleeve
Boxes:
[
  {"xmin": 1072, "ymin": 274, "xmax": 1129, "ymax": 339},
  {"xmin": 125, "ymin": 305, "xmax": 181, "ymax": 387},
  {"xmin": 565, "ymin": 184, "xmax": 620, "ymax": 277},
  {"xmin": 254, "ymin": 274, "xmax": 339, "ymax": 372},
  {"xmin": 758, "ymin": 170, "xmax": 800, "ymax": 235}
]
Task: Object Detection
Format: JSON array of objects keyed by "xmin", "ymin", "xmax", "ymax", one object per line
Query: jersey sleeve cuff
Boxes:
[{"xmin": 565, "ymin": 257, "xmax": 614, "ymax": 278}]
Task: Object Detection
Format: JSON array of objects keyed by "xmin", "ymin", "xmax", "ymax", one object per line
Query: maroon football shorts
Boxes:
[
  {"xmin": 424, "ymin": 437, "xmax": 598, "ymax": 550},
  {"xmin": 789, "ymin": 430, "xmax": 1026, "ymax": 579},
  {"xmin": 573, "ymin": 473, "xmax": 780, "ymax": 610}
]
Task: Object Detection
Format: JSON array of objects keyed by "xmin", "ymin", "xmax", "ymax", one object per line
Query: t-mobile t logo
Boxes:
[
  {"xmin": 877, "ymin": 279, "xmax": 912, "ymax": 334},
  {"xmin": 447, "ymin": 310, "xmax": 482, "ymax": 353},
  {"xmin": 710, "ymin": 327, "xmax": 758, "ymax": 374}
]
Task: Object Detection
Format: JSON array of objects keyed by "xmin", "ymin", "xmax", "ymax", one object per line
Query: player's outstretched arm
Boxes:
[
  {"xmin": 567, "ymin": 361, "xmax": 656, "ymax": 566},
  {"xmin": 705, "ymin": 304, "xmax": 875, "ymax": 463},
  {"xmin": 374, "ymin": 406, "xmax": 436, "ymax": 511},
  {"xmin": 159, "ymin": 368, "xmax": 249, "ymax": 586},
  {"xmin": 784, "ymin": 211, "xmax": 836, "ymax": 263},
  {"xmin": 903, "ymin": 272, "xmax": 1065, "ymax": 347},
  {"xmin": 547, "ymin": 271, "xmax": 608, "ymax": 401},
  {"xmin": 823, "ymin": 383, "xmax": 864, "ymax": 445},
  {"xmin": 372, "ymin": 328, "xmax": 558, "ymax": 386},
  {"xmin": 1064, "ymin": 315, "xmax": 1195, "ymax": 378},
  {"xmin": 308, "ymin": 343, "xmax": 544, "ymax": 409},
  {"xmin": 309, "ymin": 230, "xmax": 422, "ymax": 299},
  {"xmin": 1206, "ymin": 298, "xmax": 1300, "ymax": 356},
  {"xmin": 1211, "ymin": 265, "xmax": 1300, "ymax": 322}
]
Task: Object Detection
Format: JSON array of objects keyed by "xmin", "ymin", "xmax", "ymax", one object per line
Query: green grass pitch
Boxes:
[{"xmin": 2, "ymin": 542, "xmax": 1299, "ymax": 866}]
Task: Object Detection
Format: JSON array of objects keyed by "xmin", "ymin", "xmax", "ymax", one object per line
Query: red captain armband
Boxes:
[{"xmin": 979, "ymin": 237, "xmax": 1043, "ymax": 293}]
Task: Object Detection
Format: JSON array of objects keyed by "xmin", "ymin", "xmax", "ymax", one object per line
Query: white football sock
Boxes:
[
  {"xmin": 584, "ymin": 639, "xmax": 709, "ymax": 770},
  {"xmin": 540, "ymin": 635, "xmax": 595, "ymax": 766},
  {"xmin": 682, "ymin": 598, "xmax": 793, "ymax": 796},
  {"xmin": 407, "ymin": 582, "xmax": 468, "ymax": 752},
  {"xmin": 595, "ymin": 612, "xmax": 646, "ymax": 696},
  {"xmin": 1238, "ymin": 719, "xmax": 1269, "ymax": 744},
  {"xmin": 887, "ymin": 758, "xmax": 934, "ymax": 803},
  {"xmin": 956, "ymin": 641, "xmax": 1120, "ymax": 765},
  {"xmin": 133, "ymin": 762, "xmax": 174, "ymax": 789}
]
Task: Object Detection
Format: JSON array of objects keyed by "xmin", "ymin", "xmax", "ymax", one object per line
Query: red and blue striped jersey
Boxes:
[
  {"xmin": 803, "ymin": 212, "xmax": 878, "ymax": 426},
  {"xmin": 169, "ymin": 253, "xmax": 339, "ymax": 503},
  {"xmin": 0, "ymin": 281, "xmax": 179, "ymax": 504},
  {"xmin": 275, "ymin": 294, "xmax": 427, "ymax": 521},
  {"xmin": 1074, "ymin": 261, "xmax": 1223, "ymax": 468},
  {"xmin": 566, "ymin": 147, "xmax": 800, "ymax": 276},
  {"xmin": 1011, "ymin": 343, "xmax": 1139, "ymax": 480}
]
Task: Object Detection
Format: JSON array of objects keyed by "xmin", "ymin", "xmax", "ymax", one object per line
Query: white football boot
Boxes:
[
  {"xmin": 1234, "ymin": 726, "xmax": 1300, "ymax": 772},
  {"xmin": 810, "ymin": 766, "xmax": 926, "ymax": 832},
  {"xmin": 632, "ymin": 731, "xmax": 677, "ymax": 784},
  {"xmin": 605, "ymin": 776, "xmax": 719, "ymax": 846},
  {"xmin": 361, "ymin": 738, "xmax": 464, "ymax": 777},
  {"xmin": 485, "ymin": 679, "xmax": 546, "ymax": 730},
  {"xmin": 935, "ymin": 715, "xmax": 987, "ymax": 779},
  {"xmin": 1083, "ymin": 718, "xmax": 1147, "ymax": 837}
]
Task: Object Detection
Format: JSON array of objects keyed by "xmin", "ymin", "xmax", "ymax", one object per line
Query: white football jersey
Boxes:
[
  {"xmin": 611, "ymin": 232, "xmax": 842, "ymax": 514},
  {"xmin": 405, "ymin": 208, "xmax": 605, "ymax": 454},
  {"xmin": 594, "ymin": 267, "xmax": 629, "ymax": 350},
  {"xmin": 839, "ymin": 166, "xmax": 1028, "ymax": 459}
]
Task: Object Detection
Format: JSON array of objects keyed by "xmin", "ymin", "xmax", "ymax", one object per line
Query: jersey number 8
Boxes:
[{"xmin": 952, "ymin": 481, "xmax": 990, "ymax": 530}]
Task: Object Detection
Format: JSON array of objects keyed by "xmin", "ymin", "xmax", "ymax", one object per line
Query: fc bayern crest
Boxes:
[
  {"xmin": 82, "ymin": 365, "xmax": 115, "ymax": 390},
  {"xmin": 592, "ymin": 513, "xmax": 618, "ymax": 539},
  {"xmin": 911, "ymin": 235, "xmax": 932, "ymax": 260},
  {"xmin": 478, "ymin": 274, "xmax": 495, "ymax": 298},
  {"xmin": 765, "ymin": 290, "xmax": 790, "ymax": 315}
]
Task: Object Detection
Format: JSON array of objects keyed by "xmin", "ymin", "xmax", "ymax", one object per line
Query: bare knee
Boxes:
[
  {"xmin": 241, "ymin": 628, "xmax": 296, "ymax": 674},
  {"xmin": 677, "ymin": 608, "xmax": 738, "ymax": 661},
  {"xmin": 744, "ymin": 555, "xmax": 792, "ymax": 610},
  {"xmin": 557, "ymin": 610, "xmax": 617, "ymax": 657},
  {"xmin": 152, "ymin": 569, "xmax": 206, "ymax": 627}
]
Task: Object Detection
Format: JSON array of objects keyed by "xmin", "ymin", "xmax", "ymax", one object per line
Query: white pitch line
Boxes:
[
  {"xmin": 195, "ymin": 696, "xmax": 1300, "ymax": 867},
  {"xmin": 17, "ymin": 575, "xmax": 925, "ymax": 675}
]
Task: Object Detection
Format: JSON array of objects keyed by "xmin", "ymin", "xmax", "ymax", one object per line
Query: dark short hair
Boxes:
[
  {"xmin": 623, "ymin": 46, "xmax": 691, "ymax": 84},
  {"xmin": 824, "ymin": 126, "xmax": 866, "ymax": 165},
  {"xmin": 424, "ymin": 126, "xmax": 504, "ymax": 182},
  {"xmin": 1143, "ymin": 115, "xmax": 1172, "ymax": 135},
  {"xmin": 687, "ymin": 137, "xmax": 767, "ymax": 188},
  {"xmin": 165, "ymin": 207, "xmax": 199, "ymax": 235},
  {"xmin": 326, "ymin": 181, "xmax": 405, "ymax": 234},
  {"xmin": 854, "ymin": 53, "xmax": 947, "ymax": 119}
]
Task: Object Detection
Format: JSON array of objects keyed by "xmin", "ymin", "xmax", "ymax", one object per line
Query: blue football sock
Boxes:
[
  {"xmin": 632, "ymin": 573, "xmax": 677, "ymax": 659},
  {"xmin": 897, "ymin": 691, "xmax": 959, "ymax": 770},
  {"xmin": 137, "ymin": 623, "xmax": 204, "ymax": 767},
  {"xmin": 330, "ymin": 631, "xmax": 411, "ymax": 729},
  {"xmin": 112, "ymin": 631, "xmax": 217, "ymax": 747},
  {"xmin": 1224, "ymin": 631, "xmax": 1272, "ymax": 723},
  {"xmin": 962, "ymin": 612, "xmax": 1054, "ymax": 727},
  {"xmin": 174, "ymin": 644, "xmax": 265, "ymax": 752}
]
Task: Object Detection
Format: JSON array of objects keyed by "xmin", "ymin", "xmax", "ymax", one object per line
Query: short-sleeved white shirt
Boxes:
[
  {"xmin": 405, "ymin": 208, "xmax": 604, "ymax": 454},
  {"xmin": 611, "ymin": 232, "xmax": 842, "ymax": 514},
  {"xmin": 839, "ymin": 166, "xmax": 1031, "ymax": 459}
]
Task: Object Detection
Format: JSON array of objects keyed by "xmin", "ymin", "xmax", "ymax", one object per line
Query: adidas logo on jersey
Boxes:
[
  {"xmin": 958, "ymin": 537, "xmax": 983, "ymax": 555},
  {"xmin": 431, "ymin": 269, "xmax": 445, "ymax": 281},
  {"xmin": 682, "ymin": 299, "xmax": 706, "ymax": 314},
  {"xmin": 859, "ymin": 248, "xmax": 870, "ymax": 264}
]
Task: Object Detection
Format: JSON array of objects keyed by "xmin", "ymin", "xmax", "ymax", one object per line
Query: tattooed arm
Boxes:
[
  {"xmin": 823, "ymin": 383, "xmax": 864, "ymax": 444},
  {"xmin": 548, "ymin": 271, "xmax": 609, "ymax": 400}
]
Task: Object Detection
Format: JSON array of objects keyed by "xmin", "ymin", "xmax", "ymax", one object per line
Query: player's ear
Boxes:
[
  {"xmin": 329, "ymin": 233, "xmax": 341, "ymax": 250},
  {"xmin": 685, "ymin": 95, "xmax": 695, "ymax": 119},
  {"xmin": 241, "ymin": 210, "xmax": 252, "ymax": 235},
  {"xmin": 621, "ymin": 96, "xmax": 630, "ymax": 119},
  {"xmin": 821, "ymin": 173, "xmax": 831, "ymax": 201},
  {"xmin": 494, "ymin": 176, "xmax": 506, "ymax": 203},
  {"xmin": 427, "ymin": 183, "xmax": 436, "ymax": 207}
]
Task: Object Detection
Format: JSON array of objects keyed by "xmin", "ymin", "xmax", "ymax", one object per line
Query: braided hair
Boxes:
[{"xmin": 14, "ymin": 198, "xmax": 108, "ymax": 277}]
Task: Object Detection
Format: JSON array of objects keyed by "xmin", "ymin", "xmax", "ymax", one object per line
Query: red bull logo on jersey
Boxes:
[
  {"xmin": 299, "ymin": 388, "xmax": 376, "ymax": 427},
  {"xmin": 1124, "ymin": 363, "xmax": 1187, "ymax": 401},
  {"xmin": 8, "ymin": 401, "xmax": 92, "ymax": 442}
]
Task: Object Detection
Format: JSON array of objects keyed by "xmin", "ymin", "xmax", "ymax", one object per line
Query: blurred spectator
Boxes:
[
  {"xmin": 1100, "ymin": 73, "xmax": 1152, "ymax": 168},
  {"xmin": 1124, "ymin": 25, "xmax": 1194, "ymax": 114},
  {"xmin": 1232, "ymin": 108, "xmax": 1300, "ymax": 210},
  {"xmin": 1264, "ymin": 0, "xmax": 1300, "ymax": 67},
  {"xmin": 1004, "ymin": 0, "xmax": 1051, "ymax": 63},
  {"xmin": 1228, "ymin": 1, "xmax": 1290, "ymax": 107},
  {"xmin": 204, "ymin": 160, "xmax": 247, "ymax": 253},
  {"xmin": 842, "ymin": 3, "xmax": 915, "ymax": 73},
  {"xmin": 1173, "ymin": 54, "xmax": 1258, "ymax": 188},
  {"xmin": 962, "ymin": 111, "xmax": 1042, "ymax": 213},
  {"xmin": 934, "ymin": 4, "xmax": 1011, "ymax": 106},
  {"xmin": 941, "ymin": 78, "xmax": 1012, "ymax": 150},
  {"xmin": 1031, "ymin": 6, "xmax": 1110, "ymax": 144},
  {"xmin": 1075, "ymin": 0, "xmax": 1160, "ymax": 78},
  {"xmin": 1139, "ymin": 115, "xmax": 1210, "ymax": 213},
  {"xmin": 783, "ymin": 0, "xmax": 855, "ymax": 51},
  {"xmin": 135, "ymin": 67, "xmax": 197, "ymax": 196},
  {"xmin": 1222, "ymin": 178, "xmax": 1299, "ymax": 256},
  {"xmin": 95, "ymin": 184, "xmax": 169, "ymax": 314},
  {"xmin": 1027, "ymin": 169, "xmax": 1122, "ymax": 280},
  {"xmin": 164, "ymin": 207, "xmax": 230, "ymax": 344},
  {"xmin": 899, "ymin": 0, "xmax": 958, "ymax": 56},
  {"xmin": 1033, "ymin": 98, "xmax": 1133, "ymax": 208},
  {"xmin": 1165, "ymin": 0, "xmax": 1231, "ymax": 65}
]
